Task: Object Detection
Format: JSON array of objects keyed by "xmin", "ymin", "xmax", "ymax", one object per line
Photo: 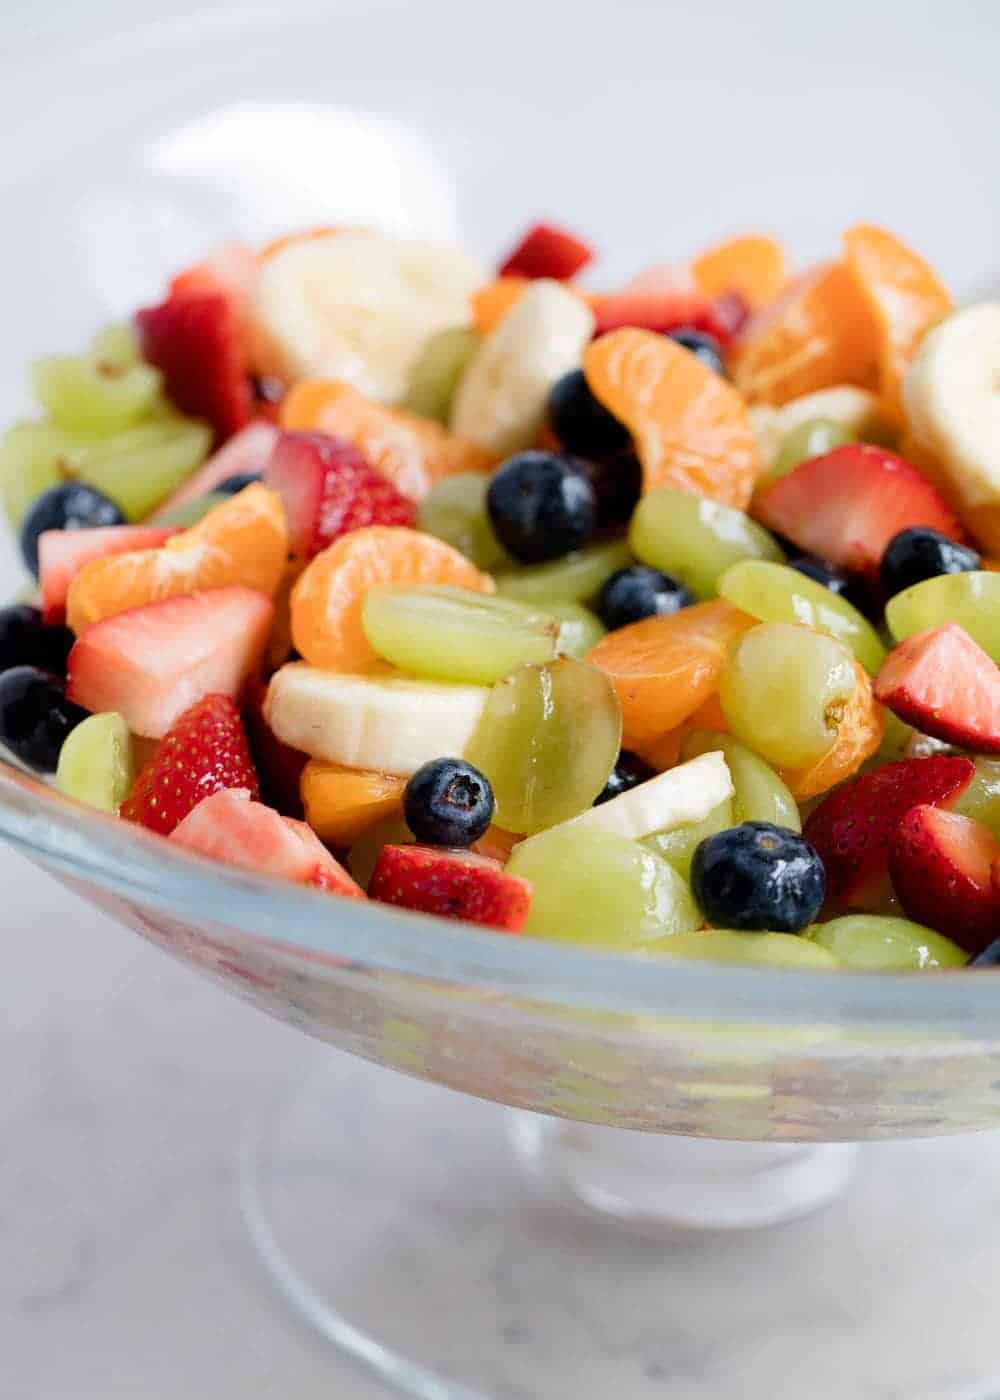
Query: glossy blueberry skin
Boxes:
[
  {"xmin": 971, "ymin": 939, "xmax": 1000, "ymax": 967},
  {"xmin": 0, "ymin": 605, "xmax": 74, "ymax": 676},
  {"xmin": 691, "ymin": 821, "xmax": 826, "ymax": 933},
  {"xmin": 486, "ymin": 451, "xmax": 597, "ymax": 564},
  {"xmin": 879, "ymin": 527, "xmax": 981, "ymax": 599},
  {"xmin": 19, "ymin": 482, "xmax": 125, "ymax": 577},
  {"xmin": 214, "ymin": 472, "xmax": 262, "ymax": 495},
  {"xmin": 0, "ymin": 666, "xmax": 88, "ymax": 773},
  {"xmin": 403, "ymin": 758, "xmax": 495, "ymax": 848},
  {"xmin": 547, "ymin": 369, "xmax": 631, "ymax": 459},
  {"xmin": 594, "ymin": 750, "xmax": 656, "ymax": 806},
  {"xmin": 580, "ymin": 451, "xmax": 642, "ymax": 531},
  {"xmin": 597, "ymin": 565, "xmax": 695, "ymax": 631},
  {"xmin": 787, "ymin": 556, "xmax": 853, "ymax": 598},
  {"xmin": 666, "ymin": 327, "xmax": 725, "ymax": 377}
]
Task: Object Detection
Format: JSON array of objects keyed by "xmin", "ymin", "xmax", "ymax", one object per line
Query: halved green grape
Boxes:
[
  {"xmin": 416, "ymin": 472, "xmax": 510, "ymax": 571},
  {"xmin": 953, "ymin": 758, "xmax": 1000, "ymax": 836},
  {"xmin": 507, "ymin": 826, "xmax": 699, "ymax": 947},
  {"xmin": 466, "ymin": 655, "xmax": 622, "ymax": 834},
  {"xmin": 718, "ymin": 559, "xmax": 885, "ymax": 673},
  {"xmin": 0, "ymin": 421, "xmax": 79, "ymax": 527},
  {"xmin": 680, "ymin": 731, "xmax": 801, "ymax": 831},
  {"xmin": 719, "ymin": 622, "xmax": 856, "ymax": 769},
  {"xmin": 876, "ymin": 709, "xmax": 916, "ymax": 765},
  {"xmin": 629, "ymin": 488, "xmax": 784, "ymax": 599},
  {"xmin": 155, "ymin": 491, "xmax": 230, "ymax": 528},
  {"xmin": 348, "ymin": 818, "xmax": 414, "ymax": 889},
  {"xmin": 886, "ymin": 572, "xmax": 1000, "ymax": 661},
  {"xmin": 768, "ymin": 417, "xmax": 853, "ymax": 483},
  {"xmin": 495, "ymin": 539, "xmax": 633, "ymax": 606},
  {"xmin": 55, "ymin": 712, "xmax": 134, "ymax": 813},
  {"xmin": 403, "ymin": 326, "xmax": 480, "ymax": 423},
  {"xmin": 642, "ymin": 797, "xmax": 734, "ymax": 880},
  {"xmin": 651, "ymin": 930, "xmax": 839, "ymax": 969},
  {"xmin": 362, "ymin": 584, "xmax": 558, "ymax": 684},
  {"xmin": 74, "ymin": 418, "xmax": 213, "ymax": 520},
  {"xmin": 545, "ymin": 600, "xmax": 606, "ymax": 657},
  {"xmin": 804, "ymin": 916, "xmax": 967, "ymax": 970},
  {"xmin": 32, "ymin": 352, "xmax": 162, "ymax": 435},
  {"xmin": 89, "ymin": 322, "xmax": 142, "ymax": 370}
]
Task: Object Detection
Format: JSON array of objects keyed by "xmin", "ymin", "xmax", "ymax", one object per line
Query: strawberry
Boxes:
[
  {"xmin": 369, "ymin": 844, "xmax": 532, "ymax": 932},
  {"xmin": 753, "ymin": 444, "xmax": 964, "ymax": 576},
  {"xmin": 152, "ymin": 421, "xmax": 279, "ymax": 520},
  {"xmin": 39, "ymin": 524, "xmax": 176, "ymax": 625},
  {"xmin": 67, "ymin": 586, "xmax": 274, "ymax": 738},
  {"xmin": 136, "ymin": 291, "xmax": 252, "ymax": 444},
  {"xmin": 263, "ymin": 430, "xmax": 415, "ymax": 557},
  {"xmin": 122, "ymin": 696, "xmax": 258, "ymax": 835},
  {"xmin": 888, "ymin": 806, "xmax": 1000, "ymax": 953},
  {"xmin": 803, "ymin": 755, "xmax": 975, "ymax": 910},
  {"xmin": 169, "ymin": 787, "xmax": 364, "ymax": 896},
  {"xmin": 498, "ymin": 222, "xmax": 595, "ymax": 281},
  {"xmin": 874, "ymin": 623, "xmax": 1000, "ymax": 754},
  {"xmin": 244, "ymin": 674, "xmax": 307, "ymax": 818},
  {"xmin": 169, "ymin": 241, "xmax": 258, "ymax": 313}
]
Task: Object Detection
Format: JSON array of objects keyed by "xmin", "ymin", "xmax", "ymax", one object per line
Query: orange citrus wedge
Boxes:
[
  {"xmin": 779, "ymin": 661, "xmax": 884, "ymax": 800},
  {"xmin": 301, "ymin": 759, "xmax": 406, "ymax": 845},
  {"xmin": 691, "ymin": 234, "xmax": 788, "ymax": 309}
]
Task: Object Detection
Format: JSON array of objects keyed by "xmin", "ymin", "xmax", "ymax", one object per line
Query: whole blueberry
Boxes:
[
  {"xmin": 403, "ymin": 758, "xmax": 495, "ymax": 848},
  {"xmin": 787, "ymin": 556, "xmax": 854, "ymax": 598},
  {"xmin": 667, "ymin": 327, "xmax": 725, "ymax": 377},
  {"xmin": 879, "ymin": 527, "xmax": 981, "ymax": 599},
  {"xmin": 972, "ymin": 939, "xmax": 1000, "ymax": 967},
  {"xmin": 579, "ymin": 451, "xmax": 642, "ymax": 530},
  {"xmin": 0, "ymin": 666, "xmax": 88, "ymax": 773},
  {"xmin": 0, "ymin": 605, "xmax": 74, "ymax": 676},
  {"xmin": 547, "ymin": 369, "xmax": 631, "ymax": 459},
  {"xmin": 597, "ymin": 565, "xmax": 695, "ymax": 631},
  {"xmin": 594, "ymin": 750, "xmax": 656, "ymax": 806},
  {"xmin": 691, "ymin": 821, "xmax": 826, "ymax": 933},
  {"xmin": 20, "ymin": 482, "xmax": 125, "ymax": 577},
  {"xmin": 214, "ymin": 472, "xmax": 262, "ymax": 495},
  {"xmin": 486, "ymin": 451, "xmax": 597, "ymax": 564}
]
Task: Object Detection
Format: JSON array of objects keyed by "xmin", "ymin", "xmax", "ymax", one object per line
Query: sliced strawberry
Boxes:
[
  {"xmin": 244, "ymin": 674, "xmax": 307, "ymax": 818},
  {"xmin": 136, "ymin": 291, "xmax": 252, "ymax": 444},
  {"xmin": 591, "ymin": 287, "xmax": 712, "ymax": 338},
  {"xmin": 753, "ymin": 444, "xmax": 963, "ymax": 576},
  {"xmin": 498, "ymin": 222, "xmax": 595, "ymax": 281},
  {"xmin": 39, "ymin": 524, "xmax": 176, "ymax": 625},
  {"xmin": 121, "ymin": 697, "xmax": 258, "ymax": 835},
  {"xmin": 152, "ymin": 421, "xmax": 279, "ymax": 519},
  {"xmin": 169, "ymin": 241, "xmax": 258, "ymax": 313},
  {"xmin": 169, "ymin": 787, "xmax": 364, "ymax": 896},
  {"xmin": 803, "ymin": 756, "xmax": 975, "ymax": 910},
  {"xmin": 874, "ymin": 624, "xmax": 1000, "ymax": 754},
  {"xmin": 702, "ymin": 290, "xmax": 750, "ymax": 343},
  {"xmin": 67, "ymin": 586, "xmax": 273, "ymax": 738},
  {"xmin": 369, "ymin": 844, "xmax": 532, "ymax": 932},
  {"xmin": 264, "ymin": 430, "xmax": 415, "ymax": 557},
  {"xmin": 888, "ymin": 806, "xmax": 1000, "ymax": 953}
]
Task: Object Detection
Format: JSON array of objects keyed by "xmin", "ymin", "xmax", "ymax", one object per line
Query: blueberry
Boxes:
[
  {"xmin": 787, "ymin": 556, "xmax": 854, "ymax": 598},
  {"xmin": 486, "ymin": 451, "xmax": 597, "ymax": 564},
  {"xmin": 20, "ymin": 482, "xmax": 125, "ymax": 578},
  {"xmin": 597, "ymin": 565, "xmax": 695, "ymax": 631},
  {"xmin": 579, "ymin": 451, "xmax": 642, "ymax": 530},
  {"xmin": 547, "ymin": 369, "xmax": 631, "ymax": 459},
  {"xmin": 0, "ymin": 666, "xmax": 88, "ymax": 773},
  {"xmin": 972, "ymin": 939, "xmax": 1000, "ymax": 967},
  {"xmin": 666, "ymin": 327, "xmax": 725, "ymax": 377},
  {"xmin": 691, "ymin": 821, "xmax": 826, "ymax": 933},
  {"xmin": 879, "ymin": 527, "xmax": 981, "ymax": 599},
  {"xmin": 0, "ymin": 605, "xmax": 73, "ymax": 676},
  {"xmin": 594, "ymin": 750, "xmax": 656, "ymax": 806},
  {"xmin": 403, "ymin": 758, "xmax": 495, "ymax": 848},
  {"xmin": 214, "ymin": 472, "xmax": 262, "ymax": 495}
]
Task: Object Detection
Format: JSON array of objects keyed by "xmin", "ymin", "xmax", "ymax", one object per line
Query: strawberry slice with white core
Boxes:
[
  {"xmin": 39, "ymin": 524, "xmax": 177, "ymax": 624},
  {"xmin": 875, "ymin": 623, "xmax": 1000, "ymax": 753}
]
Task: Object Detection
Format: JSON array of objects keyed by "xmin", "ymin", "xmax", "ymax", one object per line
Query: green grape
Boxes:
[
  {"xmin": 495, "ymin": 539, "xmax": 632, "ymax": 606},
  {"xmin": 953, "ymin": 757, "xmax": 1000, "ymax": 836},
  {"xmin": 719, "ymin": 622, "xmax": 856, "ymax": 769},
  {"xmin": 89, "ymin": 322, "xmax": 142, "ymax": 369},
  {"xmin": 876, "ymin": 709, "xmax": 916, "ymax": 764},
  {"xmin": 0, "ymin": 420, "xmax": 79, "ymax": 527},
  {"xmin": 74, "ymin": 419, "xmax": 213, "ymax": 520},
  {"xmin": 361, "ymin": 585, "xmax": 558, "ymax": 684},
  {"xmin": 416, "ymin": 472, "xmax": 510, "ymax": 571},
  {"xmin": 680, "ymin": 730, "xmax": 801, "ymax": 831},
  {"xmin": 545, "ymin": 601, "xmax": 606, "ymax": 657},
  {"xmin": 55, "ymin": 712, "xmax": 134, "ymax": 813},
  {"xmin": 804, "ymin": 916, "xmax": 967, "ymax": 971},
  {"xmin": 403, "ymin": 326, "xmax": 480, "ymax": 423},
  {"xmin": 508, "ymin": 826, "xmax": 699, "ymax": 948},
  {"xmin": 466, "ymin": 655, "xmax": 622, "ymax": 834},
  {"xmin": 32, "ymin": 352, "xmax": 162, "ymax": 435},
  {"xmin": 629, "ymin": 488, "xmax": 784, "ymax": 598},
  {"xmin": 768, "ymin": 417, "xmax": 853, "ymax": 484},
  {"xmin": 886, "ymin": 572, "xmax": 1000, "ymax": 661},
  {"xmin": 348, "ymin": 818, "xmax": 414, "ymax": 889},
  {"xmin": 651, "ymin": 930, "xmax": 839, "ymax": 969},
  {"xmin": 155, "ymin": 491, "xmax": 230, "ymax": 528},
  {"xmin": 642, "ymin": 797, "xmax": 734, "ymax": 880},
  {"xmin": 718, "ymin": 559, "xmax": 885, "ymax": 673}
]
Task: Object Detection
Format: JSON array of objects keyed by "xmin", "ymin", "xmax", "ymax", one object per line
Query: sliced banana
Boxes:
[
  {"xmin": 249, "ymin": 231, "xmax": 486, "ymax": 404},
  {"xmin": 750, "ymin": 384, "xmax": 894, "ymax": 467},
  {"xmin": 450, "ymin": 279, "xmax": 595, "ymax": 457},
  {"xmin": 265, "ymin": 664, "xmax": 489, "ymax": 776}
]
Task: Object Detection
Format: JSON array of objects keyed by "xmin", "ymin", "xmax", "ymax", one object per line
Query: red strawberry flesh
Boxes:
[
  {"xmin": 875, "ymin": 623, "xmax": 1000, "ymax": 754},
  {"xmin": 889, "ymin": 805, "xmax": 1000, "ymax": 953},
  {"xmin": 153, "ymin": 421, "xmax": 279, "ymax": 518},
  {"xmin": 244, "ymin": 674, "xmax": 307, "ymax": 818},
  {"xmin": 369, "ymin": 844, "xmax": 532, "ymax": 932},
  {"xmin": 136, "ymin": 291, "xmax": 252, "ymax": 443},
  {"xmin": 498, "ymin": 222, "xmax": 594, "ymax": 281},
  {"xmin": 39, "ymin": 524, "xmax": 177, "ymax": 625}
]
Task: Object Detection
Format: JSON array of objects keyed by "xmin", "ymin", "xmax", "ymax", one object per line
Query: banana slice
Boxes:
[
  {"xmin": 750, "ymin": 385, "xmax": 894, "ymax": 467},
  {"xmin": 265, "ymin": 664, "xmax": 489, "ymax": 776},
  {"xmin": 450, "ymin": 279, "xmax": 595, "ymax": 457},
  {"xmin": 249, "ymin": 231, "xmax": 486, "ymax": 404}
]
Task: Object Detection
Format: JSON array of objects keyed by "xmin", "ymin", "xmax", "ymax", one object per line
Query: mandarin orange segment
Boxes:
[
  {"xmin": 291, "ymin": 525, "xmax": 495, "ymax": 671},
  {"xmin": 280, "ymin": 379, "xmax": 495, "ymax": 500},
  {"xmin": 585, "ymin": 600, "xmax": 752, "ymax": 750},
  {"xmin": 301, "ymin": 758, "xmax": 406, "ymax": 845},
  {"xmin": 691, "ymin": 234, "xmax": 789, "ymax": 309},
  {"xmin": 779, "ymin": 661, "xmax": 885, "ymax": 800},
  {"xmin": 842, "ymin": 224, "xmax": 953, "ymax": 423},
  {"xmin": 728, "ymin": 261, "xmax": 880, "ymax": 407},
  {"xmin": 637, "ymin": 694, "xmax": 730, "ymax": 771},
  {"xmin": 583, "ymin": 329, "xmax": 762, "ymax": 509},
  {"xmin": 258, "ymin": 226, "xmax": 341, "ymax": 261},
  {"xmin": 471, "ymin": 277, "xmax": 531, "ymax": 333},
  {"xmin": 66, "ymin": 484, "xmax": 288, "ymax": 633},
  {"xmin": 472, "ymin": 826, "xmax": 523, "ymax": 863}
]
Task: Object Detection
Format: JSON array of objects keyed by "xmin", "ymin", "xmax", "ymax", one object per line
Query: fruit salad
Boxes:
[{"xmin": 3, "ymin": 219, "xmax": 1000, "ymax": 972}]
